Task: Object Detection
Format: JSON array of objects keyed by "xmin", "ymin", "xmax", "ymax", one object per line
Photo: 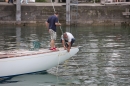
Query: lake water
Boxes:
[{"xmin": 0, "ymin": 25, "xmax": 130, "ymax": 86}]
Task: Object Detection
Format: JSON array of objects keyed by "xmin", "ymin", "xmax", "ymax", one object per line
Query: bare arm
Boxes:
[
  {"xmin": 67, "ymin": 42, "xmax": 71, "ymax": 52},
  {"xmin": 62, "ymin": 40, "xmax": 66, "ymax": 49},
  {"xmin": 55, "ymin": 22, "xmax": 61, "ymax": 26},
  {"xmin": 45, "ymin": 22, "xmax": 49, "ymax": 29}
]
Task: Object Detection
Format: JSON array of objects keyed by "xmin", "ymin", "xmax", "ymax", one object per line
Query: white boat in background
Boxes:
[{"xmin": 0, "ymin": 47, "xmax": 79, "ymax": 77}]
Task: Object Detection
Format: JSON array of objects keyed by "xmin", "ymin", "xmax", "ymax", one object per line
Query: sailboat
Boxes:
[{"xmin": 0, "ymin": 47, "xmax": 79, "ymax": 77}]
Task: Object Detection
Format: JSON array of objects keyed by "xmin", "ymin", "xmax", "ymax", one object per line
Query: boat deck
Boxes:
[{"xmin": 0, "ymin": 49, "xmax": 60, "ymax": 59}]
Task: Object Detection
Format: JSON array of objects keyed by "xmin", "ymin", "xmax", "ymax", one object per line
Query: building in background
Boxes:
[
  {"xmin": 46, "ymin": 0, "xmax": 66, "ymax": 3},
  {"xmin": 0, "ymin": 0, "xmax": 6, "ymax": 2}
]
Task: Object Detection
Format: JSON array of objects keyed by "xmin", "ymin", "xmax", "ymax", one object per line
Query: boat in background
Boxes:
[{"xmin": 0, "ymin": 47, "xmax": 79, "ymax": 77}]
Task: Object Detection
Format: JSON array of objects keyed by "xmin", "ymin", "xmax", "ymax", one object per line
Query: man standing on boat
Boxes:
[
  {"xmin": 45, "ymin": 12, "xmax": 61, "ymax": 51},
  {"xmin": 61, "ymin": 32, "xmax": 75, "ymax": 52}
]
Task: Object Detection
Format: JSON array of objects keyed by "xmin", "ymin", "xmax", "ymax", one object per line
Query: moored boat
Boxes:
[{"xmin": 0, "ymin": 47, "xmax": 79, "ymax": 77}]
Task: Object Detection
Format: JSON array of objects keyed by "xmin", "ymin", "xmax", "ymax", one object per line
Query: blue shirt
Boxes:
[{"xmin": 47, "ymin": 15, "xmax": 58, "ymax": 32}]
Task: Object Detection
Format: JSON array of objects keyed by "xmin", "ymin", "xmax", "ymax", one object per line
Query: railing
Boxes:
[
  {"xmin": 78, "ymin": 0, "xmax": 87, "ymax": 3},
  {"xmin": 0, "ymin": 0, "xmax": 6, "ymax": 2},
  {"xmin": 101, "ymin": 0, "xmax": 130, "ymax": 4}
]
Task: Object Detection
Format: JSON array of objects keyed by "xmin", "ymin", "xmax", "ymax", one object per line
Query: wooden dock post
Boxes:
[
  {"xmin": 16, "ymin": 0, "xmax": 21, "ymax": 25},
  {"xmin": 66, "ymin": 0, "xmax": 70, "ymax": 25}
]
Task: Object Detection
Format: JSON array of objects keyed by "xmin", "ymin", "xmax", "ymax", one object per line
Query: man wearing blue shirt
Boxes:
[{"xmin": 45, "ymin": 12, "xmax": 61, "ymax": 50}]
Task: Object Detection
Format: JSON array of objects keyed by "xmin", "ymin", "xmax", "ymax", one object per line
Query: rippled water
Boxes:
[{"xmin": 0, "ymin": 25, "xmax": 130, "ymax": 86}]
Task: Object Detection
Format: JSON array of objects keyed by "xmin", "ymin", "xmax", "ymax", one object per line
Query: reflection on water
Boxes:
[
  {"xmin": 0, "ymin": 26, "xmax": 130, "ymax": 86},
  {"xmin": 0, "ymin": 73, "xmax": 74, "ymax": 86},
  {"xmin": 0, "ymin": 26, "xmax": 51, "ymax": 51}
]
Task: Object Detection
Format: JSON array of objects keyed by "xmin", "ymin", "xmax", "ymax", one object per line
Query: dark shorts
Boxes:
[{"xmin": 61, "ymin": 38, "xmax": 75, "ymax": 47}]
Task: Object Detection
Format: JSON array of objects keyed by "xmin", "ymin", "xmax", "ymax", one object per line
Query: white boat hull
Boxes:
[{"xmin": 0, "ymin": 47, "xmax": 79, "ymax": 77}]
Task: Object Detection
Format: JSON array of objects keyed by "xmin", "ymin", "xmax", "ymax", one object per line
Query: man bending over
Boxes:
[{"xmin": 61, "ymin": 32, "xmax": 75, "ymax": 52}]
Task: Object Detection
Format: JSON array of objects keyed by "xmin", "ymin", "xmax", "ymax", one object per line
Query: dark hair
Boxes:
[{"xmin": 54, "ymin": 11, "xmax": 59, "ymax": 15}]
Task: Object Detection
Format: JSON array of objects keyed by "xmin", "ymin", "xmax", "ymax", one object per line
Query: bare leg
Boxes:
[{"xmin": 50, "ymin": 39, "xmax": 55, "ymax": 49}]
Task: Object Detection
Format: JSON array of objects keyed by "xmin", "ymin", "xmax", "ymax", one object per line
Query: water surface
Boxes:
[{"xmin": 0, "ymin": 25, "xmax": 130, "ymax": 86}]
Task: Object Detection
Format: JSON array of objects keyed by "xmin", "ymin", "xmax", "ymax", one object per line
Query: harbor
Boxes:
[
  {"xmin": 0, "ymin": 25, "xmax": 130, "ymax": 86},
  {"xmin": 0, "ymin": 1, "xmax": 130, "ymax": 25},
  {"xmin": 0, "ymin": 0, "xmax": 130, "ymax": 86}
]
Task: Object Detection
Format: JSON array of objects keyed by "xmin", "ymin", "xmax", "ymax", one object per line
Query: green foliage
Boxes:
[
  {"xmin": 95, "ymin": 0, "xmax": 100, "ymax": 2},
  {"xmin": 91, "ymin": 0, "xmax": 100, "ymax": 2},
  {"xmin": 36, "ymin": 0, "xmax": 46, "ymax": 2}
]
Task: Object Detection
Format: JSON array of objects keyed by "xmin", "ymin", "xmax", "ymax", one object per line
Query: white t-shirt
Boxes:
[{"xmin": 61, "ymin": 32, "xmax": 74, "ymax": 42}]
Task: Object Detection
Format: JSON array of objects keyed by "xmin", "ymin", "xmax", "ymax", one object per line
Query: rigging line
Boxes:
[
  {"xmin": 69, "ymin": 52, "xmax": 82, "ymax": 75},
  {"xmin": 51, "ymin": 0, "xmax": 63, "ymax": 35},
  {"xmin": 51, "ymin": 0, "xmax": 64, "ymax": 74},
  {"xmin": 51, "ymin": 0, "xmax": 56, "ymax": 12},
  {"xmin": 50, "ymin": 1, "xmax": 61, "ymax": 78},
  {"xmin": 51, "ymin": 0, "xmax": 60, "ymax": 75},
  {"xmin": 56, "ymin": 51, "xmax": 60, "ymax": 74},
  {"xmin": 56, "ymin": 51, "xmax": 60, "ymax": 86}
]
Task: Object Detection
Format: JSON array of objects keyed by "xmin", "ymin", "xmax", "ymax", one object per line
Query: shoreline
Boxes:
[{"xmin": 0, "ymin": 2, "xmax": 130, "ymax": 26}]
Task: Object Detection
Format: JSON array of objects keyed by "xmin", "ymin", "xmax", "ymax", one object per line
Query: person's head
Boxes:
[
  {"xmin": 63, "ymin": 32, "xmax": 68, "ymax": 39},
  {"xmin": 54, "ymin": 11, "xmax": 59, "ymax": 17}
]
